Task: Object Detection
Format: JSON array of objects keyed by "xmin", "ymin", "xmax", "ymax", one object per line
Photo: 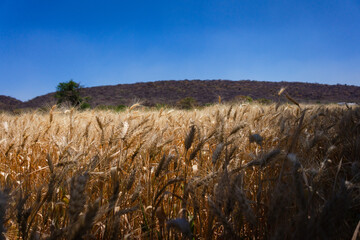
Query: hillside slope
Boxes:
[
  {"xmin": 2, "ymin": 80, "xmax": 360, "ymax": 110},
  {"xmin": 0, "ymin": 95, "xmax": 23, "ymax": 110}
]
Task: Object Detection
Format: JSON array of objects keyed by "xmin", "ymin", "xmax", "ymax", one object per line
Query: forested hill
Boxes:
[{"xmin": 1, "ymin": 80, "xmax": 360, "ymax": 110}]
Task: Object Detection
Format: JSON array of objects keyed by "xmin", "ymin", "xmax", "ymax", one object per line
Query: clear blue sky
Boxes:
[{"xmin": 1, "ymin": 0, "xmax": 360, "ymax": 101}]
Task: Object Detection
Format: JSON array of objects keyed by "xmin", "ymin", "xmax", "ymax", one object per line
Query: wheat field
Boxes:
[{"xmin": 0, "ymin": 103, "xmax": 359, "ymax": 239}]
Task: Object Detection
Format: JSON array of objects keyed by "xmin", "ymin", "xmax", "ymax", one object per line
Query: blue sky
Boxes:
[{"xmin": 1, "ymin": 0, "xmax": 360, "ymax": 101}]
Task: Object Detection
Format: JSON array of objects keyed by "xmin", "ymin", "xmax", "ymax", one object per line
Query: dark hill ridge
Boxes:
[
  {"xmin": 0, "ymin": 95, "xmax": 23, "ymax": 110},
  {"xmin": 2, "ymin": 80, "xmax": 360, "ymax": 110}
]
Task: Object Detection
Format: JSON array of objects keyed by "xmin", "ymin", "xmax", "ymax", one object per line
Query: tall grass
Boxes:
[{"xmin": 0, "ymin": 103, "xmax": 359, "ymax": 239}]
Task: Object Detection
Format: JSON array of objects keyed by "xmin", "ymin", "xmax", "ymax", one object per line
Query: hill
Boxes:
[
  {"xmin": 2, "ymin": 80, "xmax": 360, "ymax": 110},
  {"xmin": 0, "ymin": 95, "xmax": 23, "ymax": 111}
]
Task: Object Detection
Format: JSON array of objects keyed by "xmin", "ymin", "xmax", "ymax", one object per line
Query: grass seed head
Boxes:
[{"xmin": 184, "ymin": 125, "xmax": 196, "ymax": 151}]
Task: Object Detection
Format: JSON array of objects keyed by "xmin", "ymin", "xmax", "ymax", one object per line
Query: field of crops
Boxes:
[{"xmin": 0, "ymin": 103, "xmax": 359, "ymax": 239}]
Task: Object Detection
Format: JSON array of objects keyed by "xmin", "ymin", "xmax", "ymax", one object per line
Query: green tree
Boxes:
[{"xmin": 55, "ymin": 80, "xmax": 89, "ymax": 108}]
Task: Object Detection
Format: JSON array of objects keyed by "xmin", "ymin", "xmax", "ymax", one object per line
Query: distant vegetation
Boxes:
[{"xmin": 177, "ymin": 97, "xmax": 198, "ymax": 109}]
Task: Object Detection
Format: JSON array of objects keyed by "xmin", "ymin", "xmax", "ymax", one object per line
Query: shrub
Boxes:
[
  {"xmin": 257, "ymin": 98, "xmax": 272, "ymax": 105},
  {"xmin": 177, "ymin": 97, "xmax": 197, "ymax": 109},
  {"xmin": 95, "ymin": 104, "xmax": 127, "ymax": 112}
]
